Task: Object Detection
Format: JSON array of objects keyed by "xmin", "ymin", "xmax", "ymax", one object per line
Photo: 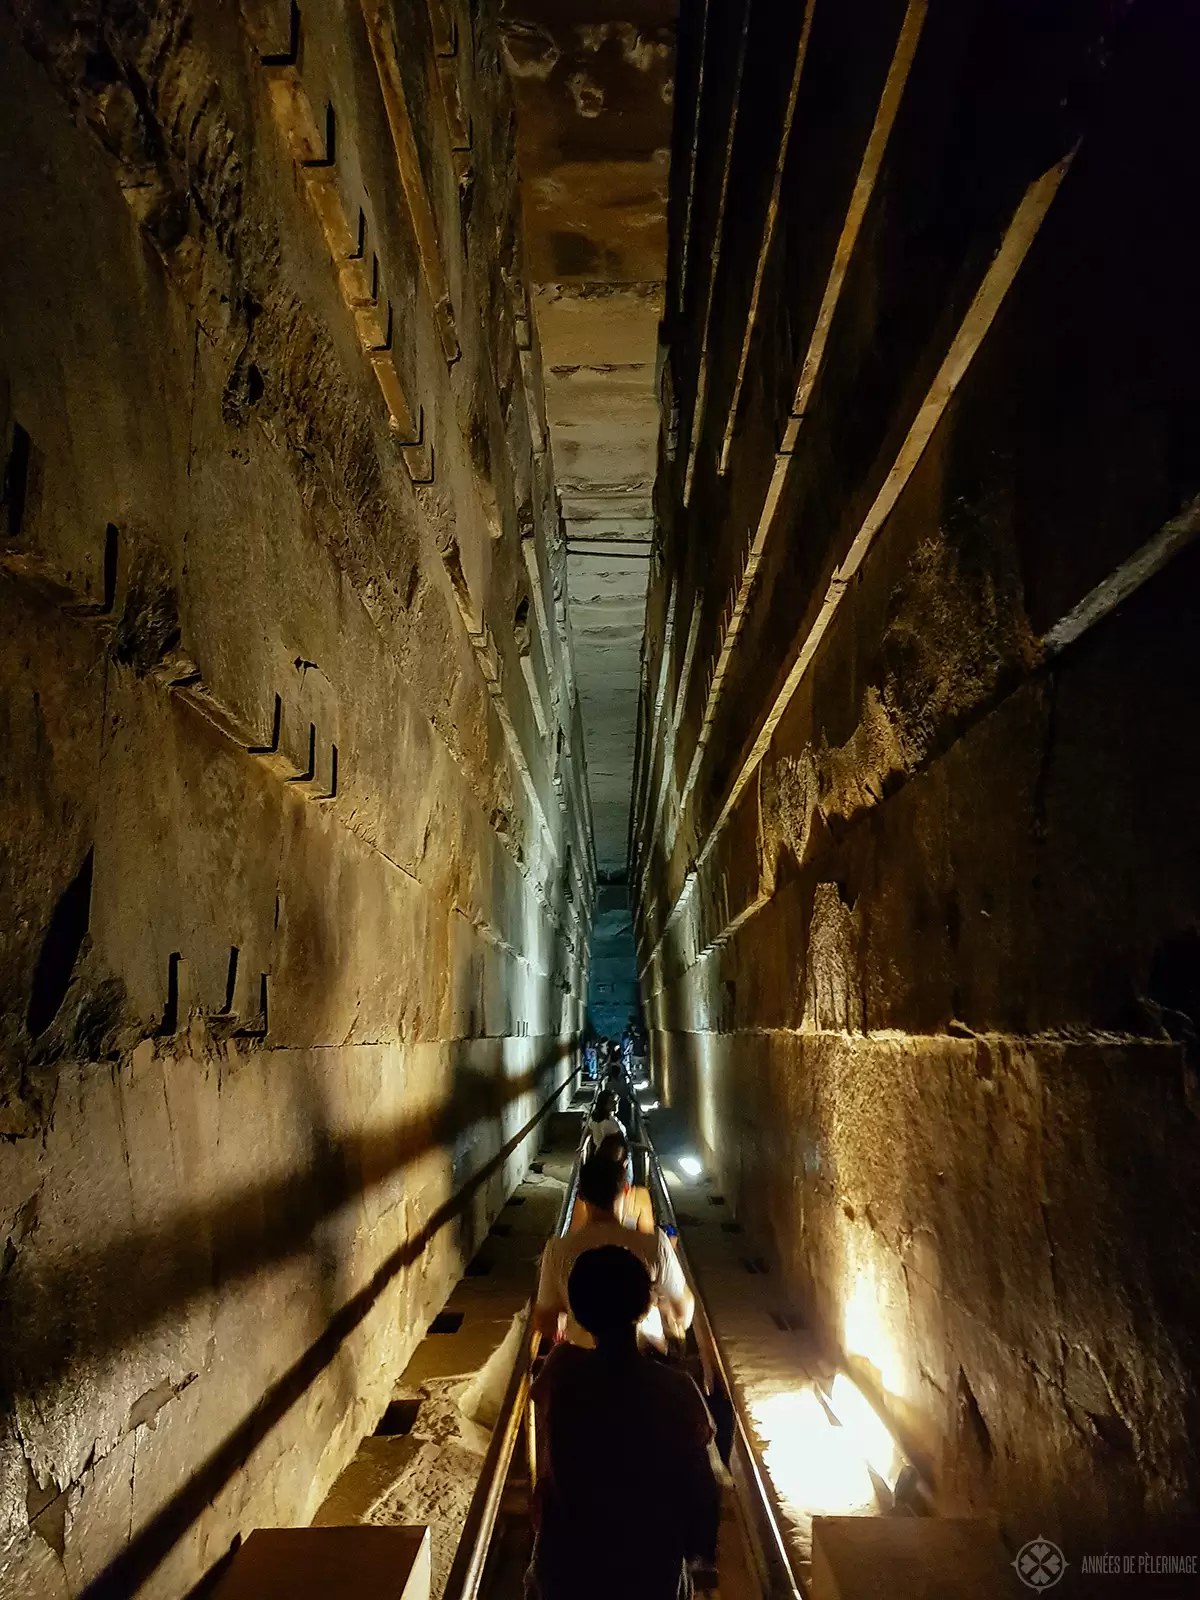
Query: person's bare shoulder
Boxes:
[{"xmin": 537, "ymin": 1232, "xmax": 565, "ymax": 1283}]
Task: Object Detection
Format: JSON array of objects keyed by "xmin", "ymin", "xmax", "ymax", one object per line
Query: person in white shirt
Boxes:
[
  {"xmin": 568, "ymin": 1133, "xmax": 654, "ymax": 1235},
  {"xmin": 585, "ymin": 1089, "xmax": 625, "ymax": 1155},
  {"xmin": 533, "ymin": 1156, "xmax": 693, "ymax": 1348}
]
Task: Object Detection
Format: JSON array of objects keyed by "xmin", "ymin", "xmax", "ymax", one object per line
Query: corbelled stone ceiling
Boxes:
[{"xmin": 501, "ymin": 0, "xmax": 675, "ymax": 879}]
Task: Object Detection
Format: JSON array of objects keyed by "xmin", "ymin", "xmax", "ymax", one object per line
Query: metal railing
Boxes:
[
  {"xmin": 631, "ymin": 1100, "xmax": 804, "ymax": 1600},
  {"xmin": 441, "ymin": 1078, "xmax": 592, "ymax": 1600},
  {"xmin": 443, "ymin": 1074, "xmax": 802, "ymax": 1600}
]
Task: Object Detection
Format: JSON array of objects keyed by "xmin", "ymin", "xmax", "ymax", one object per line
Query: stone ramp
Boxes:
[{"xmin": 310, "ymin": 1106, "xmax": 586, "ymax": 1598}]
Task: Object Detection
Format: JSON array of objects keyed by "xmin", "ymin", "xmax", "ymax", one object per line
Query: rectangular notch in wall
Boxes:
[
  {"xmin": 375, "ymin": 1398, "xmax": 421, "ymax": 1435},
  {"xmin": 287, "ymin": 723, "xmax": 317, "ymax": 783},
  {"xmin": 221, "ymin": 946, "xmax": 240, "ymax": 1015},
  {"xmin": 67, "ymin": 522, "xmax": 120, "ymax": 618},
  {"xmin": 428, "ymin": 1311, "xmax": 464, "ymax": 1335},
  {"xmin": 249, "ymin": 694, "xmax": 283, "ymax": 756},
  {"xmin": 159, "ymin": 952, "xmax": 185, "ymax": 1036},
  {"xmin": 301, "ymin": 101, "xmax": 336, "ymax": 169},
  {"xmin": 236, "ymin": 974, "xmax": 270, "ymax": 1038},
  {"xmin": 101, "ymin": 522, "xmax": 118, "ymax": 613},
  {"xmin": 259, "ymin": 0, "xmax": 301, "ymax": 67},
  {"xmin": 3, "ymin": 422, "xmax": 31, "ymax": 540},
  {"xmin": 254, "ymin": 25, "xmax": 433, "ymax": 464}
]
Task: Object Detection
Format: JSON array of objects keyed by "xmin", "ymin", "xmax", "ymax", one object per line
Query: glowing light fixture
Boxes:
[
  {"xmin": 677, "ymin": 1155, "xmax": 703, "ymax": 1178},
  {"xmin": 639, "ymin": 1098, "xmax": 660, "ymax": 1111}
]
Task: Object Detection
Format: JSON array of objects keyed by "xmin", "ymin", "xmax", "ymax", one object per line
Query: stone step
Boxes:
[
  {"xmin": 211, "ymin": 1526, "xmax": 430, "ymax": 1600},
  {"xmin": 811, "ymin": 1519, "xmax": 1022, "ymax": 1600}
]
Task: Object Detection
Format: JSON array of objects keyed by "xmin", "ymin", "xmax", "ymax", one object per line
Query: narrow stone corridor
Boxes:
[{"xmin": 1, "ymin": 1, "xmax": 1198, "ymax": 1597}]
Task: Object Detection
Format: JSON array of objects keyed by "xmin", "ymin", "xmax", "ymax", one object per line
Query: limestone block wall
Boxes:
[
  {"xmin": 635, "ymin": 0, "xmax": 1200, "ymax": 1545},
  {"xmin": 0, "ymin": 2, "xmax": 591, "ymax": 1594}
]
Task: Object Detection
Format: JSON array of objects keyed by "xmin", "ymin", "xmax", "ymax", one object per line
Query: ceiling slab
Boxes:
[{"xmin": 502, "ymin": 1, "xmax": 675, "ymax": 879}]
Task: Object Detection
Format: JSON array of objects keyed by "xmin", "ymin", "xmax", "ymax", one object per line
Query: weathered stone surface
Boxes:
[
  {"xmin": 638, "ymin": 0, "xmax": 1200, "ymax": 1551},
  {"xmin": 0, "ymin": 1, "xmax": 590, "ymax": 1593},
  {"xmin": 9, "ymin": 0, "xmax": 1200, "ymax": 1585}
]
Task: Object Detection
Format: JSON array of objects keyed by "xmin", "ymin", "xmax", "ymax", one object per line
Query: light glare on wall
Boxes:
[
  {"xmin": 827, "ymin": 1372, "xmax": 899, "ymax": 1484},
  {"xmin": 677, "ymin": 1155, "xmax": 703, "ymax": 1177},
  {"xmin": 842, "ymin": 1260, "xmax": 907, "ymax": 1397},
  {"xmin": 697, "ymin": 1029, "xmax": 719, "ymax": 1156}
]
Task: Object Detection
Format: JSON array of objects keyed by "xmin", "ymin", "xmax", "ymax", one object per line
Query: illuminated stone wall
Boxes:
[
  {"xmin": 636, "ymin": 0, "xmax": 1200, "ymax": 1544},
  {"xmin": 0, "ymin": 3, "xmax": 590, "ymax": 1594}
]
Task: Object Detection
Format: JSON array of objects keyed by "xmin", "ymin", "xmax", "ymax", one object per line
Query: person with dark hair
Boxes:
[
  {"xmin": 527, "ymin": 1247, "xmax": 720, "ymax": 1600},
  {"xmin": 596, "ymin": 1131, "xmax": 632, "ymax": 1169},
  {"xmin": 533, "ymin": 1156, "xmax": 692, "ymax": 1346},
  {"xmin": 585, "ymin": 1088, "xmax": 625, "ymax": 1154},
  {"xmin": 568, "ymin": 1131, "xmax": 654, "ymax": 1234}
]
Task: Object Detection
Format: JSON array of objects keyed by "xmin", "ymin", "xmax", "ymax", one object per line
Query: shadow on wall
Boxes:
[
  {"xmin": 1, "ymin": 1043, "xmax": 573, "ymax": 1600},
  {"xmin": 0, "ymin": 575, "xmax": 584, "ymax": 1597}
]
